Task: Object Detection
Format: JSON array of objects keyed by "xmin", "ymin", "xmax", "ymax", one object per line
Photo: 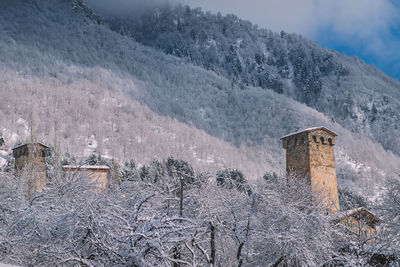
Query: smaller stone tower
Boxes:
[
  {"xmin": 13, "ymin": 143, "xmax": 48, "ymax": 199},
  {"xmin": 281, "ymin": 127, "xmax": 340, "ymax": 214}
]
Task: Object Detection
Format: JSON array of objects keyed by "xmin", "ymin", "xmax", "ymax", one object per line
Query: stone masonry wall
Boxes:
[
  {"xmin": 282, "ymin": 128, "xmax": 339, "ymax": 214},
  {"xmin": 283, "ymin": 131, "xmax": 310, "ymax": 182},
  {"xmin": 13, "ymin": 144, "xmax": 47, "ymax": 199},
  {"xmin": 308, "ymin": 129, "xmax": 339, "ymax": 213}
]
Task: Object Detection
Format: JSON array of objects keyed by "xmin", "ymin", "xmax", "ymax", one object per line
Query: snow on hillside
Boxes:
[
  {"xmin": 107, "ymin": 4, "xmax": 400, "ymax": 156},
  {"xmin": 0, "ymin": 0, "xmax": 398, "ymax": 198}
]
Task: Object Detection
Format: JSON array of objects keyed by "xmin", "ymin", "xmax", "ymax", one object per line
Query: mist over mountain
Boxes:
[
  {"xmin": 0, "ymin": 0, "xmax": 399, "ymax": 199},
  {"xmin": 85, "ymin": 0, "xmax": 170, "ymax": 17}
]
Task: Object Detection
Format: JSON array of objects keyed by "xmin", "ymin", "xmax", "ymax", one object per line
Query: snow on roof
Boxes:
[
  {"xmin": 12, "ymin": 142, "xmax": 49, "ymax": 150},
  {"xmin": 330, "ymin": 207, "xmax": 381, "ymax": 225},
  {"xmin": 63, "ymin": 165, "xmax": 110, "ymax": 170},
  {"xmin": 0, "ymin": 263, "xmax": 20, "ymax": 267},
  {"xmin": 280, "ymin": 126, "xmax": 338, "ymax": 140}
]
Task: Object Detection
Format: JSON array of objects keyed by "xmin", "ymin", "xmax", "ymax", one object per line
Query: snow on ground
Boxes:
[
  {"xmin": 0, "ymin": 150, "xmax": 7, "ymax": 168},
  {"xmin": 16, "ymin": 118, "xmax": 29, "ymax": 136},
  {"xmin": 337, "ymin": 148, "xmax": 369, "ymax": 173},
  {"xmin": 84, "ymin": 134, "xmax": 98, "ymax": 157},
  {"xmin": 1, "ymin": 128, "xmax": 19, "ymax": 146}
]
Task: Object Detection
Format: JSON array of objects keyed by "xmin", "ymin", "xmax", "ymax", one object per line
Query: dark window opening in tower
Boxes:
[{"xmin": 313, "ymin": 135, "xmax": 317, "ymax": 142}]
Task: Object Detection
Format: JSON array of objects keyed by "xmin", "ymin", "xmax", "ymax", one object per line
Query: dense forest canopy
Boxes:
[
  {"xmin": 0, "ymin": 0, "xmax": 400, "ymax": 265},
  {"xmin": 0, "ymin": 0, "xmax": 399, "ymax": 198},
  {"xmin": 0, "ymin": 0, "xmax": 398, "ymax": 224},
  {"xmin": 105, "ymin": 3, "xmax": 400, "ymax": 156}
]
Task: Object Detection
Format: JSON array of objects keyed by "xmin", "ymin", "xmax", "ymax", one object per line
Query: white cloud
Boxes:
[
  {"xmin": 86, "ymin": 0, "xmax": 400, "ymax": 77},
  {"xmin": 86, "ymin": 0, "xmax": 399, "ymax": 38},
  {"xmin": 86, "ymin": 0, "xmax": 168, "ymax": 16},
  {"xmin": 179, "ymin": 0, "xmax": 398, "ymax": 38}
]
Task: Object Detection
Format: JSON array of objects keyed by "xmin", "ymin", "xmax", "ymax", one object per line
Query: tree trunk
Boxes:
[
  {"xmin": 237, "ymin": 242, "xmax": 244, "ymax": 267},
  {"xmin": 210, "ymin": 222, "xmax": 216, "ymax": 267},
  {"xmin": 179, "ymin": 177, "xmax": 184, "ymax": 217}
]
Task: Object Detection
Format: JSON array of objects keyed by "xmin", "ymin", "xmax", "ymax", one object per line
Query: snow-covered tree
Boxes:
[{"xmin": 377, "ymin": 177, "xmax": 400, "ymax": 257}]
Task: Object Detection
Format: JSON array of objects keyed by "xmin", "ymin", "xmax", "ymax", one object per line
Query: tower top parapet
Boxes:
[
  {"xmin": 13, "ymin": 142, "xmax": 49, "ymax": 150},
  {"xmin": 13, "ymin": 143, "xmax": 49, "ymax": 158},
  {"xmin": 280, "ymin": 126, "xmax": 337, "ymax": 140},
  {"xmin": 281, "ymin": 127, "xmax": 337, "ymax": 149}
]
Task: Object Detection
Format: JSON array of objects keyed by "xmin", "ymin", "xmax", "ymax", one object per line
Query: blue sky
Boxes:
[
  {"xmin": 317, "ymin": 25, "xmax": 400, "ymax": 80},
  {"xmin": 313, "ymin": 2, "xmax": 400, "ymax": 80},
  {"xmin": 179, "ymin": 0, "xmax": 400, "ymax": 80}
]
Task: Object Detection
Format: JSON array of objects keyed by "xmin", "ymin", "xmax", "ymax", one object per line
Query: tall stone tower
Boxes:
[
  {"xmin": 281, "ymin": 127, "xmax": 340, "ymax": 214},
  {"xmin": 13, "ymin": 143, "xmax": 48, "ymax": 200}
]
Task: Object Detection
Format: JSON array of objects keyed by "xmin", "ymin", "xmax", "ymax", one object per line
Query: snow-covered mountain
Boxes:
[
  {"xmin": 0, "ymin": 0, "xmax": 399, "ymax": 198},
  {"xmin": 104, "ymin": 3, "xmax": 400, "ymax": 156}
]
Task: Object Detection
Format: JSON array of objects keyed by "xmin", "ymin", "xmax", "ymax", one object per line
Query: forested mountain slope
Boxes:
[
  {"xmin": 105, "ymin": 4, "xmax": 400, "ymax": 155},
  {"xmin": 0, "ymin": 0, "xmax": 398, "ymax": 197}
]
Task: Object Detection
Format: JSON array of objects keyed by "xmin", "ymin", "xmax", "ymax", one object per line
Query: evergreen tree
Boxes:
[
  {"xmin": 166, "ymin": 157, "xmax": 195, "ymax": 185},
  {"xmin": 120, "ymin": 160, "xmax": 139, "ymax": 182},
  {"xmin": 263, "ymin": 172, "xmax": 279, "ymax": 183},
  {"xmin": 84, "ymin": 153, "xmax": 107, "ymax": 166},
  {"xmin": 216, "ymin": 168, "xmax": 250, "ymax": 193},
  {"xmin": 60, "ymin": 153, "xmax": 77, "ymax": 166}
]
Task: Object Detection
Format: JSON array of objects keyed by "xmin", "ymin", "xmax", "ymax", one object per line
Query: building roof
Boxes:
[
  {"xmin": 13, "ymin": 142, "xmax": 49, "ymax": 150},
  {"xmin": 331, "ymin": 207, "xmax": 381, "ymax": 226},
  {"xmin": 280, "ymin": 126, "xmax": 338, "ymax": 140},
  {"xmin": 63, "ymin": 165, "xmax": 110, "ymax": 170}
]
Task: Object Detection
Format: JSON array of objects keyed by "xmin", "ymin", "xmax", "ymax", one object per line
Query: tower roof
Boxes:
[
  {"xmin": 280, "ymin": 126, "xmax": 338, "ymax": 140},
  {"xmin": 12, "ymin": 142, "xmax": 49, "ymax": 150},
  {"xmin": 331, "ymin": 207, "xmax": 381, "ymax": 227}
]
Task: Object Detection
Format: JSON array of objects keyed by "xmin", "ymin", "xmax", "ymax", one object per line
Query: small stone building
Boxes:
[
  {"xmin": 332, "ymin": 207, "xmax": 381, "ymax": 242},
  {"xmin": 62, "ymin": 165, "xmax": 109, "ymax": 192},
  {"xmin": 13, "ymin": 143, "xmax": 48, "ymax": 200},
  {"xmin": 281, "ymin": 127, "xmax": 340, "ymax": 214}
]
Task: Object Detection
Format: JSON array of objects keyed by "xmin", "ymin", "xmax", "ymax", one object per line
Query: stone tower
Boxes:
[
  {"xmin": 13, "ymin": 143, "xmax": 48, "ymax": 200},
  {"xmin": 281, "ymin": 127, "xmax": 340, "ymax": 214}
]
